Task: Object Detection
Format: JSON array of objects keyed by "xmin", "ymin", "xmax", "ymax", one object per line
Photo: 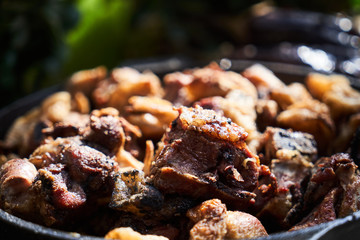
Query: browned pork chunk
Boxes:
[
  {"xmin": 187, "ymin": 199, "xmax": 268, "ymax": 240},
  {"xmin": 164, "ymin": 63, "xmax": 257, "ymax": 107},
  {"xmin": 150, "ymin": 106, "xmax": 260, "ymax": 210},
  {"xmin": 0, "ymin": 159, "xmax": 38, "ymax": 217},
  {"xmin": 92, "ymin": 67, "xmax": 164, "ymax": 113}
]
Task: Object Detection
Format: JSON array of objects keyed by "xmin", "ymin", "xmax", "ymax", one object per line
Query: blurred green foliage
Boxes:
[{"xmin": 63, "ymin": 0, "xmax": 132, "ymax": 75}]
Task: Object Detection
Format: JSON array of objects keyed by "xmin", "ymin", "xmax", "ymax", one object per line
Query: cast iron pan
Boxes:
[{"xmin": 0, "ymin": 57, "xmax": 359, "ymax": 240}]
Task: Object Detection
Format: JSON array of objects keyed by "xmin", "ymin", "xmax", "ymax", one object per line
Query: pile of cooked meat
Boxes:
[{"xmin": 0, "ymin": 62, "xmax": 360, "ymax": 240}]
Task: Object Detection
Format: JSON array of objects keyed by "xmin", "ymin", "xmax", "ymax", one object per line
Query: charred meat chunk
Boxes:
[
  {"xmin": 261, "ymin": 127, "xmax": 317, "ymax": 164},
  {"xmin": 110, "ymin": 169, "xmax": 163, "ymax": 215},
  {"xmin": 150, "ymin": 106, "xmax": 260, "ymax": 210},
  {"xmin": 286, "ymin": 153, "xmax": 360, "ymax": 227}
]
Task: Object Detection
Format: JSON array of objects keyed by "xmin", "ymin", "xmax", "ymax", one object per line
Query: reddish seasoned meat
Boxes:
[
  {"xmin": 61, "ymin": 144, "xmax": 117, "ymax": 193},
  {"xmin": 150, "ymin": 106, "xmax": 260, "ymax": 210},
  {"xmin": 30, "ymin": 138, "xmax": 119, "ymax": 227},
  {"xmin": 37, "ymin": 163, "xmax": 86, "ymax": 210}
]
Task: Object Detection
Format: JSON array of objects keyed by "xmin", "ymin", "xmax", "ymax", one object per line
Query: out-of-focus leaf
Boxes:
[{"xmin": 63, "ymin": 0, "xmax": 133, "ymax": 75}]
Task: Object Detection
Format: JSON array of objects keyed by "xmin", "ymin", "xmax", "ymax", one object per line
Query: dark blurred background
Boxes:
[{"xmin": 1, "ymin": 0, "xmax": 360, "ymax": 108}]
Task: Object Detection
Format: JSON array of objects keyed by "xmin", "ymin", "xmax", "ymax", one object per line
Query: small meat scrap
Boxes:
[
  {"xmin": 270, "ymin": 82, "xmax": 313, "ymax": 111},
  {"xmin": 67, "ymin": 66, "xmax": 107, "ymax": 97},
  {"xmin": 306, "ymin": 73, "xmax": 360, "ymax": 120},
  {"xmin": 187, "ymin": 199, "xmax": 267, "ymax": 240},
  {"xmin": 93, "ymin": 67, "xmax": 164, "ymax": 113},
  {"xmin": 105, "ymin": 227, "xmax": 169, "ymax": 240},
  {"xmin": 126, "ymin": 96, "xmax": 178, "ymax": 140},
  {"xmin": 242, "ymin": 64, "xmax": 285, "ymax": 98},
  {"xmin": 150, "ymin": 106, "xmax": 260, "ymax": 210},
  {"xmin": 255, "ymin": 99, "xmax": 279, "ymax": 133},
  {"xmin": 164, "ymin": 62, "xmax": 257, "ymax": 106}
]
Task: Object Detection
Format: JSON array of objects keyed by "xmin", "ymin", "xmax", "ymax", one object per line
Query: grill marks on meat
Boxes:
[{"xmin": 151, "ymin": 106, "xmax": 260, "ymax": 210}]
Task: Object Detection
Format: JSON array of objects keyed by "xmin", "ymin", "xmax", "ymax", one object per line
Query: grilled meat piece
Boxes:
[
  {"xmin": 31, "ymin": 138, "xmax": 119, "ymax": 227},
  {"xmin": 255, "ymin": 99, "xmax": 279, "ymax": 132},
  {"xmin": 306, "ymin": 73, "xmax": 360, "ymax": 121},
  {"xmin": 67, "ymin": 66, "xmax": 107, "ymax": 97},
  {"xmin": 92, "ymin": 67, "xmax": 164, "ymax": 113},
  {"xmin": 105, "ymin": 227, "xmax": 169, "ymax": 240},
  {"xmin": 126, "ymin": 96, "xmax": 178, "ymax": 140},
  {"xmin": 187, "ymin": 199, "xmax": 227, "ymax": 240},
  {"xmin": 150, "ymin": 106, "xmax": 260, "ymax": 210},
  {"xmin": 187, "ymin": 199, "xmax": 268, "ymax": 240},
  {"xmin": 254, "ymin": 128, "xmax": 316, "ymax": 229},
  {"xmin": 0, "ymin": 159, "xmax": 37, "ymax": 217},
  {"xmin": 242, "ymin": 64, "xmax": 285, "ymax": 99},
  {"xmin": 270, "ymin": 82, "xmax": 313, "ymax": 111},
  {"xmin": 164, "ymin": 63, "xmax": 257, "ymax": 107},
  {"xmin": 194, "ymin": 89, "xmax": 259, "ymax": 145}
]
